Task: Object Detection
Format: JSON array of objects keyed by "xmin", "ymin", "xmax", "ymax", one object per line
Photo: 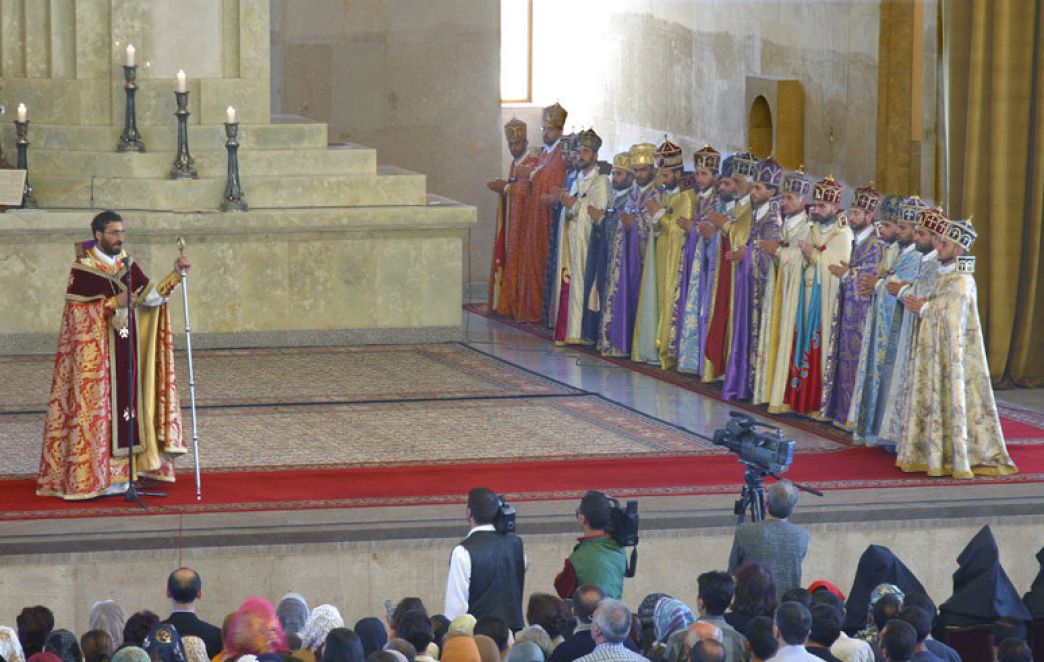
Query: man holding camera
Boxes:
[
  {"xmin": 555, "ymin": 490, "xmax": 628, "ymax": 600},
  {"xmin": 728, "ymin": 481, "xmax": 809, "ymax": 602},
  {"xmin": 444, "ymin": 487, "xmax": 526, "ymax": 630}
]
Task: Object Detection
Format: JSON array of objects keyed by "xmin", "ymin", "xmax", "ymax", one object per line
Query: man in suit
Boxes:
[
  {"xmin": 162, "ymin": 567, "xmax": 223, "ymax": 657},
  {"xmin": 728, "ymin": 481, "xmax": 810, "ymax": 602}
]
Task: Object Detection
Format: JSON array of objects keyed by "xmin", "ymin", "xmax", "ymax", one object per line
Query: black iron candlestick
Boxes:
[
  {"xmin": 117, "ymin": 65, "xmax": 146, "ymax": 153},
  {"xmin": 220, "ymin": 121, "xmax": 247, "ymax": 211},
  {"xmin": 15, "ymin": 119, "xmax": 36, "ymax": 208},
  {"xmin": 170, "ymin": 90, "xmax": 197, "ymax": 179}
]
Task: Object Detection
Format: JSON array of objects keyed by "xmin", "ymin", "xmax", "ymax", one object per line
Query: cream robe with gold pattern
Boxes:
[{"xmin": 561, "ymin": 166, "xmax": 611, "ymax": 343}]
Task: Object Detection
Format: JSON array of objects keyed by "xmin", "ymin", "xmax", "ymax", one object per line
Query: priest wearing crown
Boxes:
[
  {"xmin": 515, "ymin": 102, "xmax": 568, "ymax": 324},
  {"xmin": 582, "ymin": 152, "xmax": 634, "ymax": 344},
  {"xmin": 896, "ymin": 218, "xmax": 1017, "ymax": 478},
  {"xmin": 818, "ymin": 184, "xmax": 886, "ymax": 427},
  {"xmin": 489, "ymin": 117, "xmax": 538, "ymax": 317},
  {"xmin": 553, "ymin": 129, "xmax": 611, "ymax": 344},
  {"xmin": 784, "ymin": 176, "xmax": 853, "ymax": 415},
  {"xmin": 597, "ymin": 142, "xmax": 661, "ymax": 358},
  {"xmin": 546, "ymin": 133, "xmax": 581, "ymax": 331}
]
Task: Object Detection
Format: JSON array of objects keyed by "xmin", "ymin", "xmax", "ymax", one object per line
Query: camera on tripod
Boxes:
[
  {"xmin": 712, "ymin": 411, "xmax": 795, "ymax": 474},
  {"xmin": 492, "ymin": 494, "xmax": 516, "ymax": 534},
  {"xmin": 607, "ymin": 497, "xmax": 640, "ymax": 577}
]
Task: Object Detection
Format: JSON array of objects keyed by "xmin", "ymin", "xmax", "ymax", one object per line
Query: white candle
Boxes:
[
  {"xmin": 176, "ymin": 70, "xmax": 187, "ymax": 93},
  {"xmin": 17, "ymin": 103, "xmax": 27, "ymax": 122},
  {"xmin": 226, "ymin": 106, "xmax": 236, "ymax": 124},
  {"xmin": 126, "ymin": 44, "xmax": 135, "ymax": 67}
]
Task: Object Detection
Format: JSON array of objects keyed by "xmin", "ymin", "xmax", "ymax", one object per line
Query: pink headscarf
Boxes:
[{"xmin": 221, "ymin": 597, "xmax": 289, "ymax": 660}]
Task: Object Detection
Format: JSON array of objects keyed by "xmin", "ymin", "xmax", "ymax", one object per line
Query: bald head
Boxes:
[
  {"xmin": 683, "ymin": 622, "xmax": 723, "ymax": 657},
  {"xmin": 167, "ymin": 567, "xmax": 202, "ymax": 605}
]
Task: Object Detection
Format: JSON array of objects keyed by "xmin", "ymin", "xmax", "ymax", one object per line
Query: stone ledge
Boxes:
[{"xmin": 0, "ymin": 122, "xmax": 328, "ymax": 152}]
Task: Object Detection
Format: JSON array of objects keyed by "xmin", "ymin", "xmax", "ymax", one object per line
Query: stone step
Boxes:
[
  {"xmin": 27, "ymin": 143, "xmax": 377, "ymax": 178},
  {"xmin": 1, "ymin": 122, "xmax": 328, "ymax": 153},
  {"xmin": 32, "ymin": 166, "xmax": 427, "ymax": 211}
]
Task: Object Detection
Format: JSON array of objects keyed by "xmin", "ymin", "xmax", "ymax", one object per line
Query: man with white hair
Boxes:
[
  {"xmin": 727, "ymin": 481, "xmax": 810, "ymax": 602},
  {"xmin": 573, "ymin": 599, "xmax": 646, "ymax": 662}
]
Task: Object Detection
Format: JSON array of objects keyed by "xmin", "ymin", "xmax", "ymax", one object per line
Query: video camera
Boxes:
[
  {"xmin": 492, "ymin": 494, "xmax": 516, "ymax": 534},
  {"xmin": 712, "ymin": 411, "xmax": 795, "ymax": 475},
  {"xmin": 607, "ymin": 497, "xmax": 640, "ymax": 578}
]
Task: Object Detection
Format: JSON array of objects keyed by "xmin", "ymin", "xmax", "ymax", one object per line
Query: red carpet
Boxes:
[{"xmin": 4, "ymin": 444, "xmax": 1043, "ymax": 521}]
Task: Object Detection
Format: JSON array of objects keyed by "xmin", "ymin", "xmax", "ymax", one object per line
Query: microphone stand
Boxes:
[
  {"xmin": 177, "ymin": 238, "xmax": 203, "ymax": 500},
  {"xmin": 123, "ymin": 257, "xmax": 165, "ymax": 508}
]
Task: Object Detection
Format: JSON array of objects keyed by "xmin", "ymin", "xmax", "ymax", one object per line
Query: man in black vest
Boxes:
[
  {"xmin": 443, "ymin": 487, "xmax": 526, "ymax": 631},
  {"xmin": 162, "ymin": 567, "xmax": 223, "ymax": 657}
]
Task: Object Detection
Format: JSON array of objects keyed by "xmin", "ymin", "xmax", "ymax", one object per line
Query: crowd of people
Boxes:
[
  {"xmin": 4, "ymin": 489, "xmax": 1042, "ymax": 662},
  {"xmin": 485, "ymin": 104, "xmax": 1017, "ymax": 480}
]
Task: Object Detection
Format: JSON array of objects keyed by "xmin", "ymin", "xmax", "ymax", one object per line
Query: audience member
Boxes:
[
  {"xmin": 180, "ymin": 636, "xmax": 208, "ymax": 662},
  {"xmin": 142, "ymin": 624, "xmax": 187, "ymax": 662},
  {"xmin": 121, "ymin": 612, "xmax": 159, "ymax": 649},
  {"xmin": 353, "ymin": 620, "xmax": 388, "ymax": 658},
  {"xmin": 728, "ymin": 482, "xmax": 809, "ymax": 603},
  {"xmin": 895, "ymin": 608, "xmax": 943, "ymax": 662},
  {"xmin": 221, "ymin": 597, "xmax": 288, "ymax": 662},
  {"xmin": 473, "ymin": 619, "xmax": 510, "ymax": 657},
  {"xmin": 299, "ymin": 606, "xmax": 346, "ymax": 662},
  {"xmin": 448, "ymin": 617, "xmax": 477, "ymax": 638},
  {"xmin": 877, "ymin": 621, "xmax": 915, "ymax": 662},
  {"xmin": 78, "ymin": 631, "xmax": 112, "ymax": 662},
  {"xmin": 843, "ymin": 547, "xmax": 925, "ymax": 636},
  {"xmin": 277, "ymin": 595, "xmax": 310, "ymax": 651},
  {"xmin": 26, "ymin": 654, "xmax": 63, "ymax": 662},
  {"xmin": 88, "ymin": 602, "xmax": 126, "ymax": 650},
  {"xmin": 505, "ymin": 642, "xmax": 542, "ymax": 662},
  {"xmin": 17, "ymin": 607, "xmax": 55, "ymax": 657},
  {"xmin": 744, "ymin": 618, "xmax": 777, "ymax": 662},
  {"xmin": 771, "ymin": 602, "xmax": 818, "ymax": 662},
  {"xmin": 42, "ymin": 630, "xmax": 80, "ymax": 662},
  {"xmin": 804, "ymin": 607, "xmax": 842, "ymax": 662},
  {"xmin": 678, "ymin": 623, "xmax": 723, "ymax": 662},
  {"xmin": 1, "ymin": 626, "xmax": 27, "ymax": 662},
  {"xmin": 445, "ymin": 488, "xmax": 526, "ymax": 630},
  {"xmin": 689, "ymin": 641, "xmax": 725, "ymax": 662},
  {"xmin": 574, "ymin": 600, "xmax": 645, "ymax": 662},
  {"xmin": 897, "ymin": 596, "xmax": 955, "ymax": 662},
  {"xmin": 806, "ymin": 584, "xmax": 844, "ymax": 604},
  {"xmin": 856, "ymin": 589, "xmax": 902, "ymax": 645},
  {"xmin": 938, "ymin": 526, "xmax": 1031, "ymax": 630},
  {"xmin": 549, "ymin": 585, "xmax": 639, "ymax": 662},
  {"xmin": 514, "ymin": 627, "xmax": 552, "ymax": 658},
  {"xmin": 996, "ymin": 637, "xmax": 1032, "ymax": 662},
  {"xmin": 554, "ymin": 491, "xmax": 628, "ymax": 600},
  {"xmin": 473, "ymin": 636, "xmax": 501, "ymax": 662},
  {"xmin": 653, "ymin": 598, "xmax": 695, "ymax": 648},
  {"xmin": 111, "ymin": 648, "xmax": 148, "ymax": 662},
  {"xmin": 726, "ymin": 564, "xmax": 778, "ymax": 637},
  {"xmin": 370, "ymin": 653, "xmax": 405, "ymax": 662},
  {"xmin": 692, "ymin": 572, "xmax": 748, "ymax": 662},
  {"xmin": 440, "ymin": 637, "xmax": 480, "ymax": 662},
  {"xmin": 636, "ymin": 594, "xmax": 670, "ymax": 655},
  {"xmin": 384, "ymin": 640, "xmax": 416, "ymax": 662},
  {"xmin": 780, "ymin": 592, "xmax": 811, "ymax": 611},
  {"xmin": 526, "ymin": 594, "xmax": 570, "ymax": 649},
  {"xmin": 163, "ymin": 568, "xmax": 224, "ymax": 659},
  {"xmin": 321, "ymin": 629, "xmax": 365, "ymax": 662},
  {"xmin": 389, "ymin": 601, "xmax": 427, "ymax": 637},
  {"xmin": 807, "ymin": 594, "xmax": 870, "ymax": 662},
  {"xmin": 430, "ymin": 617, "xmax": 451, "ymax": 652},
  {"xmin": 396, "ymin": 612, "xmax": 434, "ymax": 662}
]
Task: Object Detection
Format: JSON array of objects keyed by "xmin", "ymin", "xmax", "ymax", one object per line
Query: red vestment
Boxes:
[
  {"xmin": 492, "ymin": 155, "xmax": 537, "ymax": 317},
  {"xmin": 516, "ymin": 145, "xmax": 566, "ymax": 323}
]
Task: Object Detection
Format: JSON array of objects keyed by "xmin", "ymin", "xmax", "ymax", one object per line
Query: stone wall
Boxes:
[{"xmin": 270, "ymin": 0, "xmax": 501, "ymax": 298}]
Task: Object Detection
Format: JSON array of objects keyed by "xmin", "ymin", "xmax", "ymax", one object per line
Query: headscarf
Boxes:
[
  {"xmin": 223, "ymin": 597, "xmax": 289, "ymax": 659},
  {"xmin": 807, "ymin": 580, "xmax": 846, "ymax": 602},
  {"xmin": 300, "ymin": 605, "xmax": 344, "ymax": 653},
  {"xmin": 652, "ymin": 598, "xmax": 694, "ymax": 644},
  {"xmin": 352, "ymin": 619, "xmax": 387, "ymax": 658},
  {"xmin": 43, "ymin": 630, "xmax": 80, "ymax": 662},
  {"xmin": 447, "ymin": 615, "xmax": 476, "ymax": 637},
  {"xmin": 27, "ymin": 654, "xmax": 63, "ymax": 662},
  {"xmin": 854, "ymin": 584, "xmax": 904, "ymax": 643},
  {"xmin": 180, "ymin": 637, "xmax": 208, "ymax": 662},
  {"xmin": 319, "ymin": 628, "xmax": 365, "ymax": 662},
  {"xmin": 504, "ymin": 642, "xmax": 542, "ymax": 662},
  {"xmin": 939, "ymin": 525, "xmax": 1032, "ymax": 626},
  {"xmin": 472, "ymin": 636, "xmax": 500, "ymax": 662},
  {"xmin": 143, "ymin": 624, "xmax": 187, "ymax": 662},
  {"xmin": 439, "ymin": 637, "xmax": 480, "ymax": 662},
  {"xmin": 89, "ymin": 601, "xmax": 127, "ymax": 649},
  {"xmin": 277, "ymin": 594, "xmax": 310, "ymax": 638},
  {"xmin": 0, "ymin": 627, "xmax": 26, "ymax": 662},
  {"xmin": 1023, "ymin": 545, "xmax": 1044, "ymax": 619},
  {"xmin": 842, "ymin": 545, "xmax": 926, "ymax": 634},
  {"xmin": 111, "ymin": 648, "xmax": 149, "ymax": 662}
]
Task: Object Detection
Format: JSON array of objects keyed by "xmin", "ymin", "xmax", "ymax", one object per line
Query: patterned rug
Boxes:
[{"xmin": 0, "ymin": 343, "xmax": 580, "ymax": 413}]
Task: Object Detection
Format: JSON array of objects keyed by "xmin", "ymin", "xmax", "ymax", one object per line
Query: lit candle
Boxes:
[
  {"xmin": 226, "ymin": 106, "xmax": 236, "ymax": 124},
  {"xmin": 126, "ymin": 44, "xmax": 135, "ymax": 67},
  {"xmin": 176, "ymin": 70, "xmax": 187, "ymax": 93},
  {"xmin": 17, "ymin": 103, "xmax": 27, "ymax": 122}
]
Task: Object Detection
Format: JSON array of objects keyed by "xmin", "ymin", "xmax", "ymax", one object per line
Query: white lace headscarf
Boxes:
[
  {"xmin": 300, "ymin": 604, "xmax": 344, "ymax": 652},
  {"xmin": 0, "ymin": 626, "xmax": 26, "ymax": 662},
  {"xmin": 89, "ymin": 600, "xmax": 127, "ymax": 649}
]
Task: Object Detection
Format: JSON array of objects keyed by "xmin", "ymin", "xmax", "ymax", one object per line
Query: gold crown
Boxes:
[
  {"xmin": 943, "ymin": 217, "xmax": 978, "ymax": 251},
  {"xmin": 503, "ymin": 117, "xmax": 526, "ymax": 143},
  {"xmin": 813, "ymin": 176, "xmax": 844, "ymax": 204},
  {"xmin": 612, "ymin": 152, "xmax": 634, "ymax": 173},
  {"xmin": 916, "ymin": 207, "xmax": 949, "ymax": 235},
  {"xmin": 542, "ymin": 102, "xmax": 568, "ymax": 129},
  {"xmin": 692, "ymin": 144, "xmax": 721, "ymax": 172},
  {"xmin": 630, "ymin": 142, "xmax": 657, "ymax": 167},
  {"xmin": 656, "ymin": 135, "xmax": 684, "ymax": 169},
  {"xmin": 578, "ymin": 128, "xmax": 602, "ymax": 152}
]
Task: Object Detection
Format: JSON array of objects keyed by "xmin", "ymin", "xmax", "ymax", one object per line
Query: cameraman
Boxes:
[
  {"xmin": 554, "ymin": 490, "xmax": 628, "ymax": 600},
  {"xmin": 727, "ymin": 480, "xmax": 808, "ymax": 602},
  {"xmin": 444, "ymin": 487, "xmax": 526, "ymax": 630}
]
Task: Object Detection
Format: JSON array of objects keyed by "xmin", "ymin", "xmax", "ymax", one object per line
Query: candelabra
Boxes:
[
  {"xmin": 15, "ymin": 119, "xmax": 36, "ymax": 208},
  {"xmin": 117, "ymin": 65, "xmax": 146, "ymax": 153},
  {"xmin": 220, "ymin": 121, "xmax": 247, "ymax": 211},
  {"xmin": 170, "ymin": 90, "xmax": 197, "ymax": 179}
]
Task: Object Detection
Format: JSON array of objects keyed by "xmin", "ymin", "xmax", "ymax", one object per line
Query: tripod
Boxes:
[{"xmin": 733, "ymin": 463, "xmax": 824, "ymax": 524}]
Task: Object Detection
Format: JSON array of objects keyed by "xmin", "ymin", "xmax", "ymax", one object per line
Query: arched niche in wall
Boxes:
[{"xmin": 745, "ymin": 77, "xmax": 804, "ymax": 169}]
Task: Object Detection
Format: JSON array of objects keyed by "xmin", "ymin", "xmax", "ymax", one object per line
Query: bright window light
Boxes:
[{"xmin": 501, "ymin": 0, "xmax": 531, "ymax": 103}]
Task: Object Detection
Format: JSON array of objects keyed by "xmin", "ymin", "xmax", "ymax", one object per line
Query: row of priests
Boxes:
[{"xmin": 486, "ymin": 105, "xmax": 1017, "ymax": 480}]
